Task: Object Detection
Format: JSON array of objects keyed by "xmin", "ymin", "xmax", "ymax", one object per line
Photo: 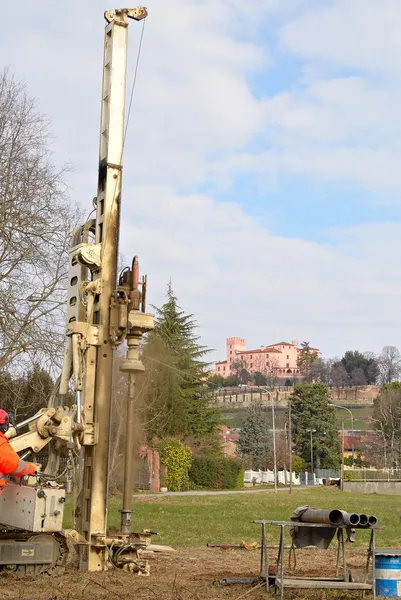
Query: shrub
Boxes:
[
  {"xmin": 189, "ymin": 455, "xmax": 242, "ymax": 489},
  {"xmin": 291, "ymin": 454, "xmax": 306, "ymax": 476},
  {"xmin": 343, "ymin": 470, "xmax": 363, "ymax": 481},
  {"xmin": 235, "ymin": 467, "xmax": 245, "ymax": 490},
  {"xmin": 158, "ymin": 438, "xmax": 192, "ymax": 491}
]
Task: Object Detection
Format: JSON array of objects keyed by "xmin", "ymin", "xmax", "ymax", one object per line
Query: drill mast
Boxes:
[
  {"xmin": 0, "ymin": 8, "xmax": 153, "ymax": 576},
  {"xmin": 60, "ymin": 7, "xmax": 153, "ymax": 571}
]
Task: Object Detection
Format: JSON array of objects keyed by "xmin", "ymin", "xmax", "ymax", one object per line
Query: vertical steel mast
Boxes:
[
  {"xmin": 81, "ymin": 7, "xmax": 148, "ymax": 571},
  {"xmin": 59, "ymin": 8, "xmax": 151, "ymax": 571}
]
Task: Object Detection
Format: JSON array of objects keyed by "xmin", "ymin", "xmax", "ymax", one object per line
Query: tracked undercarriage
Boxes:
[
  {"xmin": 0, "ymin": 481, "xmax": 68, "ymax": 575},
  {"xmin": 0, "ymin": 530, "xmax": 68, "ymax": 576}
]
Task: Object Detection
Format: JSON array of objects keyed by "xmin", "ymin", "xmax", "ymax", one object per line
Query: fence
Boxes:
[
  {"xmin": 344, "ymin": 468, "xmax": 401, "ymax": 482},
  {"xmin": 244, "ymin": 469, "xmax": 300, "ymax": 486},
  {"xmin": 212, "ymin": 385, "xmax": 379, "ymax": 408},
  {"xmin": 244, "ymin": 469, "xmax": 341, "ymax": 487},
  {"xmin": 315, "ymin": 469, "xmax": 340, "ymax": 479}
]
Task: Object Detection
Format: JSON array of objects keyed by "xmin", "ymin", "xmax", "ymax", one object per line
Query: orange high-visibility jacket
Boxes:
[{"xmin": 0, "ymin": 431, "xmax": 35, "ymax": 492}]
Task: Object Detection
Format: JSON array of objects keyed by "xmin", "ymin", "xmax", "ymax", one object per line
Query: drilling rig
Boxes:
[{"xmin": 0, "ymin": 8, "xmax": 154, "ymax": 575}]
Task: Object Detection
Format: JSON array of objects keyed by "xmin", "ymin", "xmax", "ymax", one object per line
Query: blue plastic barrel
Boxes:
[{"xmin": 376, "ymin": 550, "xmax": 401, "ymax": 598}]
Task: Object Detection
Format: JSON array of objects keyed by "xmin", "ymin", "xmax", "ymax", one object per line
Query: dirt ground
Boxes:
[{"xmin": 0, "ymin": 546, "xmax": 372, "ymax": 600}]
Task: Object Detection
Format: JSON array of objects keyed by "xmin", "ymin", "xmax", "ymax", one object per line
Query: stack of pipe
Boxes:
[{"xmin": 298, "ymin": 508, "xmax": 377, "ymax": 527}]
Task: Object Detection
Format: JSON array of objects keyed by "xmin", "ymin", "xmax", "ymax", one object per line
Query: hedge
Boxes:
[
  {"xmin": 158, "ymin": 438, "xmax": 192, "ymax": 491},
  {"xmin": 189, "ymin": 455, "xmax": 243, "ymax": 490}
]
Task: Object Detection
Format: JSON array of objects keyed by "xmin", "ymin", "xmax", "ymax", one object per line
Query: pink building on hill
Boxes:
[{"xmin": 215, "ymin": 337, "xmax": 320, "ymax": 379}]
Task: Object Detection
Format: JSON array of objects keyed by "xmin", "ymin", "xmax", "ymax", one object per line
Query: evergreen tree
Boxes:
[
  {"xmin": 237, "ymin": 401, "xmax": 272, "ymax": 469},
  {"xmin": 141, "ymin": 284, "xmax": 219, "ymax": 444},
  {"xmin": 334, "ymin": 350, "xmax": 379, "ymax": 385},
  {"xmin": 297, "ymin": 342, "xmax": 319, "ymax": 381},
  {"xmin": 290, "ymin": 382, "xmax": 341, "ymax": 470}
]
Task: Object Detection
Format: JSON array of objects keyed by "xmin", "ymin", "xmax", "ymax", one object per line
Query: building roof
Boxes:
[
  {"xmin": 219, "ymin": 425, "xmax": 240, "ymax": 443},
  {"xmin": 235, "ymin": 348, "xmax": 281, "ymax": 355},
  {"xmin": 296, "ymin": 347, "xmax": 320, "ymax": 352},
  {"xmin": 342, "ymin": 434, "xmax": 376, "ymax": 450},
  {"xmin": 266, "ymin": 341, "xmax": 295, "ymax": 347},
  {"xmin": 216, "ymin": 360, "xmax": 227, "ymax": 365}
]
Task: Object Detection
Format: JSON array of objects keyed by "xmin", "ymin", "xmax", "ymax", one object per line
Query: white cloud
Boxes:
[
  {"xmin": 121, "ymin": 186, "xmax": 401, "ymax": 359},
  {"xmin": 280, "ymin": 0, "xmax": 401, "ymax": 75},
  {"xmin": 2, "ymin": 0, "xmax": 401, "ymax": 362},
  {"xmin": 1, "ymin": 0, "xmax": 272, "ymax": 193}
]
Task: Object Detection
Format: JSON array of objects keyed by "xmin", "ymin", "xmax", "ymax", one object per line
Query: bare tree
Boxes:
[
  {"xmin": 0, "ymin": 364, "xmax": 53, "ymax": 420},
  {"xmin": 0, "ymin": 69, "xmax": 79, "ymax": 372},
  {"xmin": 311, "ymin": 357, "xmax": 335, "ymax": 384},
  {"xmin": 231, "ymin": 359, "xmax": 250, "ymax": 384},
  {"xmin": 331, "ymin": 363, "xmax": 349, "ymax": 388},
  {"xmin": 371, "ymin": 385, "xmax": 401, "ymax": 468},
  {"xmin": 351, "ymin": 367, "xmax": 367, "ymax": 386},
  {"xmin": 264, "ymin": 356, "xmax": 280, "ymax": 391},
  {"xmin": 378, "ymin": 346, "xmax": 401, "ymax": 384}
]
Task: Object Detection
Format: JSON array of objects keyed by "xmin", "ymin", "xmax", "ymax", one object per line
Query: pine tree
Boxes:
[
  {"xmin": 141, "ymin": 284, "xmax": 219, "ymax": 444},
  {"xmin": 290, "ymin": 382, "xmax": 341, "ymax": 469},
  {"xmin": 297, "ymin": 342, "xmax": 319, "ymax": 381},
  {"xmin": 237, "ymin": 401, "xmax": 272, "ymax": 469}
]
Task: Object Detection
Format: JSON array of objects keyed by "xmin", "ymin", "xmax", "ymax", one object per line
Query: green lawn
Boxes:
[{"xmin": 64, "ymin": 487, "xmax": 400, "ymax": 549}]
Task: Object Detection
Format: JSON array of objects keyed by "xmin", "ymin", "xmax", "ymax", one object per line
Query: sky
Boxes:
[{"xmin": 2, "ymin": 0, "xmax": 401, "ymax": 363}]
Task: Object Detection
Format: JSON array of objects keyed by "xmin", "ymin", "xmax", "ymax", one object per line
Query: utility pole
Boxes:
[
  {"xmin": 288, "ymin": 397, "xmax": 292, "ymax": 495},
  {"xmin": 306, "ymin": 428, "xmax": 316, "ymax": 481},
  {"xmin": 341, "ymin": 421, "xmax": 345, "ymax": 492},
  {"xmin": 272, "ymin": 392, "xmax": 277, "ymax": 492}
]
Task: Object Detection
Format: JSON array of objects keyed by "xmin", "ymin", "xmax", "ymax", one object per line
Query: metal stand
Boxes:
[{"xmin": 255, "ymin": 520, "xmax": 378, "ymax": 599}]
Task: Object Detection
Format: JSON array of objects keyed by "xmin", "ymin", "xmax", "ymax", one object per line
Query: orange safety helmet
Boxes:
[{"xmin": 0, "ymin": 410, "xmax": 9, "ymax": 434}]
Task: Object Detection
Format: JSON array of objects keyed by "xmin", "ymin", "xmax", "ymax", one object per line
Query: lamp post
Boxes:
[
  {"xmin": 306, "ymin": 428, "xmax": 316, "ymax": 473},
  {"xmin": 288, "ymin": 397, "xmax": 292, "ymax": 495},
  {"xmin": 341, "ymin": 421, "xmax": 345, "ymax": 492},
  {"xmin": 272, "ymin": 392, "xmax": 277, "ymax": 493},
  {"xmin": 329, "ymin": 404, "xmax": 354, "ymax": 465}
]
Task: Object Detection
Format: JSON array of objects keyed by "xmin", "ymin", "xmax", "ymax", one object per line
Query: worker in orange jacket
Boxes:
[{"xmin": 0, "ymin": 409, "xmax": 36, "ymax": 493}]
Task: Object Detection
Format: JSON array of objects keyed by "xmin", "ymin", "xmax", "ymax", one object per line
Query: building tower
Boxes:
[{"xmin": 226, "ymin": 337, "xmax": 246, "ymax": 374}]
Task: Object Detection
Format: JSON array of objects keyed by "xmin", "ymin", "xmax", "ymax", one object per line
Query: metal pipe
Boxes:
[
  {"xmin": 59, "ymin": 336, "xmax": 72, "ymax": 396},
  {"xmin": 15, "ymin": 412, "xmax": 45, "ymax": 430},
  {"xmin": 299, "ymin": 509, "xmax": 343, "ymax": 526},
  {"xmin": 359, "ymin": 514, "xmax": 369, "ymax": 526},
  {"xmin": 368, "ymin": 516, "xmax": 377, "ymax": 526},
  {"xmin": 218, "ymin": 578, "xmax": 263, "ymax": 586},
  {"xmin": 76, "ymin": 390, "xmax": 82, "ymax": 425},
  {"xmin": 120, "ymin": 372, "xmax": 136, "ymax": 534},
  {"xmin": 207, "ymin": 543, "xmax": 243, "ymax": 549},
  {"xmin": 339, "ymin": 511, "xmax": 360, "ymax": 526}
]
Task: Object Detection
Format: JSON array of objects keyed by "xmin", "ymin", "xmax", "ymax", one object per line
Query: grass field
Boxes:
[
  {"xmin": 21, "ymin": 488, "xmax": 397, "ymax": 600},
  {"xmin": 64, "ymin": 487, "xmax": 400, "ymax": 549}
]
